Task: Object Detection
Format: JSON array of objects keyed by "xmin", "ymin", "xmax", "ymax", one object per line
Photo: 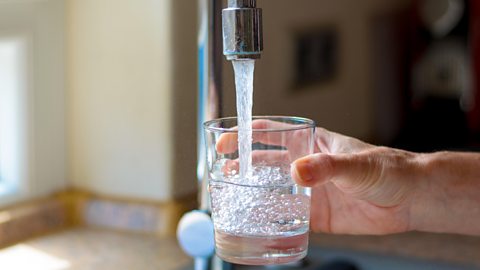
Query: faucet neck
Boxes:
[{"xmin": 228, "ymin": 0, "xmax": 256, "ymax": 8}]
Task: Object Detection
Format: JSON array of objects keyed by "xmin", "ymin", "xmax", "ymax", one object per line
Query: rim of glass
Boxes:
[{"xmin": 204, "ymin": 116, "xmax": 316, "ymax": 133}]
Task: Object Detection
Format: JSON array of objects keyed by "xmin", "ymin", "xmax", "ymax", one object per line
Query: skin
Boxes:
[{"xmin": 217, "ymin": 121, "xmax": 480, "ymax": 236}]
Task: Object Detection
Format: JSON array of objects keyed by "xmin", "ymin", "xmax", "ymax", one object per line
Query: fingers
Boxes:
[
  {"xmin": 216, "ymin": 131, "xmax": 286, "ymax": 154},
  {"xmin": 216, "ymin": 120, "xmax": 372, "ymax": 156},
  {"xmin": 291, "ymin": 153, "xmax": 335, "ymax": 186},
  {"xmin": 216, "ymin": 119, "xmax": 306, "ymax": 154},
  {"xmin": 216, "ymin": 132, "xmax": 238, "ymax": 154},
  {"xmin": 221, "ymin": 159, "xmax": 239, "ymax": 175},
  {"xmin": 293, "ymin": 147, "xmax": 420, "ymax": 210},
  {"xmin": 291, "ymin": 153, "xmax": 372, "ymax": 189}
]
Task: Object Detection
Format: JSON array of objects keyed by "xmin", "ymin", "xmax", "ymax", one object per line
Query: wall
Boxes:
[
  {"xmin": 0, "ymin": 0, "xmax": 66, "ymax": 205},
  {"xmin": 67, "ymin": 0, "xmax": 198, "ymax": 201},
  {"xmin": 67, "ymin": 0, "xmax": 175, "ymax": 201},
  {"xmin": 222, "ymin": 0, "xmax": 411, "ymax": 140}
]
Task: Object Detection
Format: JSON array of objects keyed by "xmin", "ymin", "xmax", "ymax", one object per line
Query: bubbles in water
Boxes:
[{"xmin": 209, "ymin": 165, "xmax": 310, "ymax": 237}]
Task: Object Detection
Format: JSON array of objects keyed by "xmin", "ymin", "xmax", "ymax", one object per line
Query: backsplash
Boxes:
[{"xmin": 0, "ymin": 190, "xmax": 196, "ymax": 247}]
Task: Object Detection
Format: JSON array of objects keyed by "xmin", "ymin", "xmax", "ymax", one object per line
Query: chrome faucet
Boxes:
[
  {"xmin": 222, "ymin": 0, "xmax": 263, "ymax": 60},
  {"xmin": 177, "ymin": 1, "xmax": 263, "ymax": 270}
]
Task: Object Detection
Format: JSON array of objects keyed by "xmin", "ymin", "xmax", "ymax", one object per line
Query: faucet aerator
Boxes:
[{"xmin": 222, "ymin": 0, "xmax": 263, "ymax": 61}]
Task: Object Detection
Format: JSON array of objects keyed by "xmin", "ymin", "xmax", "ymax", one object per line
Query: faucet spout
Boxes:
[{"xmin": 222, "ymin": 0, "xmax": 263, "ymax": 60}]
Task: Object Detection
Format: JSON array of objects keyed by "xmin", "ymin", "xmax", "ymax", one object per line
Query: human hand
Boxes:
[
  {"xmin": 217, "ymin": 120, "xmax": 422, "ymax": 235},
  {"xmin": 217, "ymin": 120, "xmax": 480, "ymax": 236},
  {"xmin": 291, "ymin": 127, "xmax": 421, "ymax": 235}
]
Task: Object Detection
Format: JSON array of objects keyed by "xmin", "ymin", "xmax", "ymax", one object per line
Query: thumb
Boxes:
[{"xmin": 291, "ymin": 153, "xmax": 374, "ymax": 188}]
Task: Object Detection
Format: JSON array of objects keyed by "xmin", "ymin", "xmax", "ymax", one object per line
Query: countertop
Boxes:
[
  {"xmin": 310, "ymin": 232, "xmax": 480, "ymax": 267},
  {"xmin": 0, "ymin": 227, "xmax": 192, "ymax": 270},
  {"xmin": 0, "ymin": 227, "xmax": 479, "ymax": 270}
]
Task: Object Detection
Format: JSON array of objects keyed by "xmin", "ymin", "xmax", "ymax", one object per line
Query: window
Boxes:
[{"xmin": 0, "ymin": 34, "xmax": 30, "ymax": 204}]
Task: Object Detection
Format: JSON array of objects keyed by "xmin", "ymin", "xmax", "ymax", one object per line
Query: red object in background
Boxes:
[{"xmin": 470, "ymin": 0, "xmax": 480, "ymax": 135}]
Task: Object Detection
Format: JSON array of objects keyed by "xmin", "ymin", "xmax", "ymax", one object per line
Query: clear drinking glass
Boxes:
[{"xmin": 204, "ymin": 116, "xmax": 315, "ymax": 265}]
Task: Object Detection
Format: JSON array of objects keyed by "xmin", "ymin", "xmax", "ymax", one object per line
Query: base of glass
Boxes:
[
  {"xmin": 214, "ymin": 230, "xmax": 309, "ymax": 265},
  {"xmin": 217, "ymin": 249, "xmax": 307, "ymax": 265}
]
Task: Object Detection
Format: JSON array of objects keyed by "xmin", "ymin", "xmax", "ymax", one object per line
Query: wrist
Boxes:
[
  {"xmin": 407, "ymin": 152, "xmax": 434, "ymax": 233},
  {"xmin": 409, "ymin": 151, "xmax": 480, "ymax": 235}
]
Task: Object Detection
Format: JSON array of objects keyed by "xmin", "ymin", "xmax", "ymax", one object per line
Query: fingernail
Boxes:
[{"xmin": 293, "ymin": 160, "xmax": 314, "ymax": 182}]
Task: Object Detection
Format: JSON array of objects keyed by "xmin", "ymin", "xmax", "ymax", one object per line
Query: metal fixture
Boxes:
[
  {"xmin": 177, "ymin": 1, "xmax": 263, "ymax": 269},
  {"xmin": 222, "ymin": 0, "xmax": 263, "ymax": 60},
  {"xmin": 197, "ymin": 0, "xmax": 223, "ymax": 212}
]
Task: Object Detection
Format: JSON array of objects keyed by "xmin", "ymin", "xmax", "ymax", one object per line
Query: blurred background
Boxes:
[
  {"xmin": 0, "ymin": 0, "xmax": 479, "ymax": 269},
  {"xmin": 223, "ymin": 0, "xmax": 480, "ymax": 152}
]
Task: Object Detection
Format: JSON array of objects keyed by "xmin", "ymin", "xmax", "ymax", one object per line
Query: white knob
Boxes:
[{"xmin": 177, "ymin": 211, "xmax": 215, "ymax": 258}]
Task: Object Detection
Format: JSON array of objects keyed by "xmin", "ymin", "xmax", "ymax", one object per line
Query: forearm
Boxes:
[{"xmin": 410, "ymin": 151, "xmax": 480, "ymax": 235}]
